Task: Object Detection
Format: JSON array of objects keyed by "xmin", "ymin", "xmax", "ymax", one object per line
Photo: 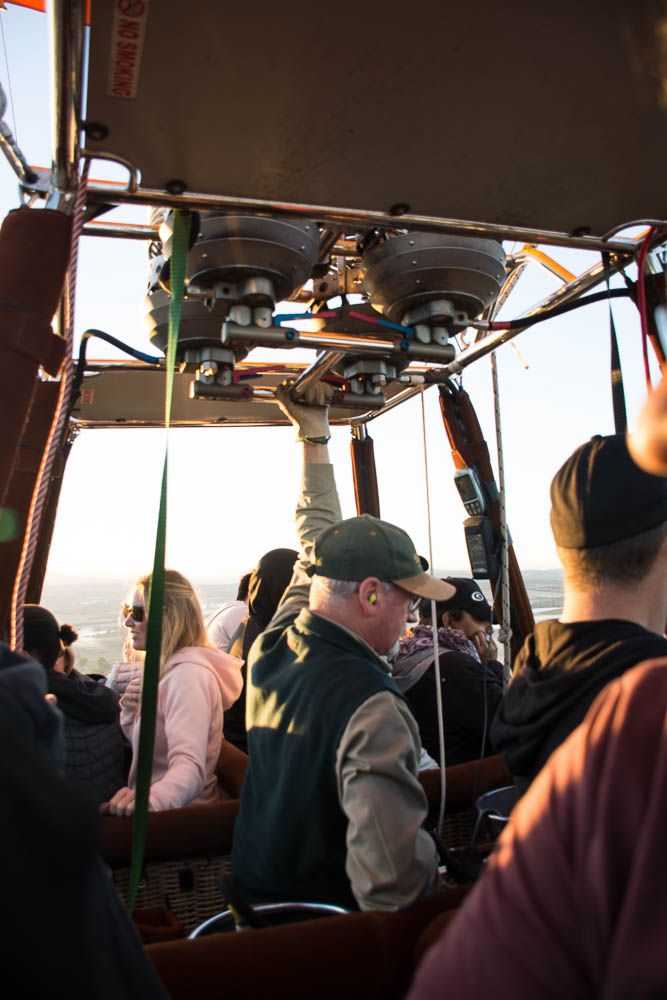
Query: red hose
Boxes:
[{"xmin": 637, "ymin": 226, "xmax": 655, "ymax": 392}]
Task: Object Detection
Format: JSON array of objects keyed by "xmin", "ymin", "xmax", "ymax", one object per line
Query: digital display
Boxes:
[
  {"xmin": 466, "ymin": 533, "xmax": 488, "ymax": 575},
  {"xmin": 454, "ymin": 468, "xmax": 485, "ymax": 516},
  {"xmin": 464, "ymin": 515, "xmax": 498, "ymax": 579},
  {"xmin": 455, "ymin": 473, "xmax": 478, "ymax": 502}
]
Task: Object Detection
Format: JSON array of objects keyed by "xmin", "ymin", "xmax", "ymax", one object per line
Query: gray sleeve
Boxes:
[
  {"xmin": 336, "ymin": 691, "xmax": 438, "ymax": 911},
  {"xmin": 269, "ymin": 462, "xmax": 342, "ymax": 627}
]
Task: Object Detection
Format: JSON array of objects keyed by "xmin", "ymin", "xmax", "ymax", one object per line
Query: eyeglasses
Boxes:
[
  {"xmin": 406, "ymin": 594, "xmax": 421, "ymax": 614},
  {"xmin": 393, "ymin": 586, "xmax": 421, "ymax": 614},
  {"xmin": 121, "ymin": 603, "xmax": 145, "ymax": 623}
]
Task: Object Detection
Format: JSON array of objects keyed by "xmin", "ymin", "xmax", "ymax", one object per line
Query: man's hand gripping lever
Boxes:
[{"xmin": 274, "ymin": 381, "xmax": 333, "ymax": 444}]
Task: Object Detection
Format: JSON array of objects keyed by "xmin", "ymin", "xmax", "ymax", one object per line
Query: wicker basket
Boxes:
[
  {"xmin": 112, "ymin": 852, "xmax": 232, "ymax": 935},
  {"xmin": 440, "ymin": 804, "xmax": 476, "ymax": 849}
]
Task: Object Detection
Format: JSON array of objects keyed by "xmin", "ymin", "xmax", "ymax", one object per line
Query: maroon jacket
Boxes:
[{"xmin": 408, "ymin": 657, "xmax": 667, "ymax": 1000}]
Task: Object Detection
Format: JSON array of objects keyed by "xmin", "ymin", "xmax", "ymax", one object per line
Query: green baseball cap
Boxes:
[{"xmin": 306, "ymin": 514, "xmax": 456, "ymax": 601}]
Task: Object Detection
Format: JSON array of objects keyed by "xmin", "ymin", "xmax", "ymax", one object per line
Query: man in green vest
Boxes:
[{"xmin": 232, "ymin": 385, "xmax": 455, "ymax": 910}]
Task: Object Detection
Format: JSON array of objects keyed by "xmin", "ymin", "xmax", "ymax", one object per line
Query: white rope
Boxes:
[
  {"xmin": 419, "ymin": 387, "xmax": 446, "ymax": 835},
  {"xmin": 490, "ymin": 352, "xmax": 512, "ymax": 686}
]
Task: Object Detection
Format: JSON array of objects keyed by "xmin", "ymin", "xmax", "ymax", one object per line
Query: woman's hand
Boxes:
[
  {"xmin": 99, "ymin": 786, "xmax": 136, "ymax": 816},
  {"xmin": 120, "ymin": 675, "xmax": 142, "ymax": 716},
  {"xmin": 110, "ymin": 661, "xmax": 143, "ymax": 696},
  {"xmin": 471, "ymin": 629, "xmax": 497, "ymax": 662}
]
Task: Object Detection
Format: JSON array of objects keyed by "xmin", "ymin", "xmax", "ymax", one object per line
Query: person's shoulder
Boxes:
[{"xmin": 600, "ymin": 655, "xmax": 667, "ymax": 708}]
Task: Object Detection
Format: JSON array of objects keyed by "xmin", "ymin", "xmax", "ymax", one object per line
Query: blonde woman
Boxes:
[{"xmin": 100, "ymin": 570, "xmax": 243, "ymax": 815}]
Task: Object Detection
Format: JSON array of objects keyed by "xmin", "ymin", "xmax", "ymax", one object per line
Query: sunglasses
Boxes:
[{"xmin": 121, "ymin": 603, "xmax": 145, "ymax": 623}]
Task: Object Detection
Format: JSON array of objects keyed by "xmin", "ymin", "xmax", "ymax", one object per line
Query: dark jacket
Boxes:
[
  {"xmin": 490, "ymin": 618, "xmax": 667, "ymax": 792},
  {"xmin": 404, "ymin": 649, "xmax": 504, "ymax": 766},
  {"xmin": 225, "ymin": 547, "xmax": 298, "ymax": 753},
  {"xmin": 0, "ymin": 644, "xmax": 168, "ymax": 1000},
  {"xmin": 46, "ymin": 671, "xmax": 130, "ymax": 805},
  {"xmin": 0, "ymin": 646, "xmax": 64, "ymax": 766}
]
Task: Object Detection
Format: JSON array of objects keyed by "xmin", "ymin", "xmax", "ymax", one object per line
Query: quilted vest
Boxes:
[{"xmin": 232, "ymin": 608, "xmax": 402, "ymax": 909}]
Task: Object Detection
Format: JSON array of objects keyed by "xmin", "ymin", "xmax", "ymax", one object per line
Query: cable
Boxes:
[
  {"xmin": 419, "ymin": 386, "xmax": 446, "ymax": 838},
  {"xmin": 347, "ymin": 309, "xmax": 412, "ymax": 335},
  {"xmin": 637, "ymin": 227, "xmax": 655, "ymax": 392},
  {"xmin": 71, "ymin": 328, "xmax": 162, "ymax": 410},
  {"xmin": 277, "ymin": 308, "xmax": 417, "ymax": 338},
  {"xmin": 257, "ymin": 289, "xmax": 636, "ymax": 345},
  {"xmin": 79, "ymin": 329, "xmax": 163, "ymax": 365},
  {"xmin": 488, "ymin": 288, "xmax": 631, "ymax": 332},
  {"xmin": 469, "ymin": 569, "xmax": 504, "ymax": 834},
  {"xmin": 0, "ymin": 11, "xmax": 18, "ymax": 142}
]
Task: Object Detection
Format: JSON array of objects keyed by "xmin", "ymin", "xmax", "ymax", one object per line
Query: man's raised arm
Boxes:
[{"xmin": 268, "ymin": 383, "xmax": 342, "ymax": 627}]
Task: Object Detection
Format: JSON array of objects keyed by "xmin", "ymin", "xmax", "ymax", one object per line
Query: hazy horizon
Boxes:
[
  {"xmin": 40, "ymin": 570, "xmax": 564, "ymax": 676},
  {"xmin": 43, "ymin": 566, "xmax": 564, "ymax": 586}
]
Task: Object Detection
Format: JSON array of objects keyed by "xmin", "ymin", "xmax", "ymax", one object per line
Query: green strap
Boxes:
[{"xmin": 129, "ymin": 209, "xmax": 189, "ymax": 910}]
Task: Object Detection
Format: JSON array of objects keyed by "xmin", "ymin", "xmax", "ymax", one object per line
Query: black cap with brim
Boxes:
[
  {"xmin": 306, "ymin": 515, "xmax": 456, "ymax": 602},
  {"xmin": 436, "ymin": 577, "xmax": 494, "ymax": 622}
]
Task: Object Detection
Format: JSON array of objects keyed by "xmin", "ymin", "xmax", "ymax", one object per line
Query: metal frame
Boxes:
[
  {"xmin": 45, "ymin": 1, "xmax": 664, "ymax": 253},
  {"xmin": 0, "ymin": 83, "xmax": 37, "ymax": 186},
  {"xmin": 344, "ymin": 251, "xmax": 640, "ymax": 425},
  {"xmin": 44, "ymin": 1, "xmax": 665, "ymax": 433},
  {"xmin": 48, "ymin": 0, "xmax": 86, "ymax": 196},
  {"xmin": 82, "ymin": 180, "xmax": 643, "ymax": 255}
]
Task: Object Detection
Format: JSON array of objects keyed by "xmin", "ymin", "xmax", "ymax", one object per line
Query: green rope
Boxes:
[{"xmin": 128, "ymin": 209, "xmax": 189, "ymax": 910}]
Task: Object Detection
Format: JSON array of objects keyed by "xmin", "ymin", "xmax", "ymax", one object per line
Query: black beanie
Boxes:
[
  {"xmin": 23, "ymin": 605, "xmax": 77, "ymax": 671},
  {"xmin": 550, "ymin": 434, "xmax": 667, "ymax": 550}
]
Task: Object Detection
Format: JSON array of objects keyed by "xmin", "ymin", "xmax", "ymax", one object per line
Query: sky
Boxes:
[{"xmin": 0, "ymin": 4, "xmax": 662, "ymax": 589}]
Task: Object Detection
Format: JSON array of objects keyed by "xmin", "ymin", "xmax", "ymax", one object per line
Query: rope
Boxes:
[
  {"xmin": 489, "ymin": 353, "xmax": 512, "ymax": 685},
  {"xmin": 419, "ymin": 386, "xmax": 446, "ymax": 835},
  {"xmin": 10, "ymin": 161, "xmax": 89, "ymax": 651}
]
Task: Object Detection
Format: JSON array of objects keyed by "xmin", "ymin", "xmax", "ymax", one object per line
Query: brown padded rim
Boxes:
[
  {"xmin": 146, "ymin": 885, "xmax": 471, "ymax": 1000},
  {"xmin": 100, "ymin": 750, "xmax": 508, "ymax": 866}
]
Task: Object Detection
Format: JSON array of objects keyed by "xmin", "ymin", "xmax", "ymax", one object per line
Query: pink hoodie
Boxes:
[{"xmin": 122, "ymin": 646, "xmax": 243, "ymax": 811}]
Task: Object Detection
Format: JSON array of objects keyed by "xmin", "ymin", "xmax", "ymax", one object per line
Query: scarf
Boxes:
[
  {"xmin": 398, "ymin": 623, "xmax": 480, "ymax": 661},
  {"xmin": 391, "ymin": 623, "xmax": 480, "ymax": 693}
]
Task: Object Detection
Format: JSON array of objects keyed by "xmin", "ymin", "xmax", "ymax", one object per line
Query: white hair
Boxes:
[{"xmin": 310, "ymin": 577, "xmax": 394, "ymax": 603}]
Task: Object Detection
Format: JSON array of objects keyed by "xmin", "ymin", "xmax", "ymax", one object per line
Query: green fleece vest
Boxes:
[{"xmin": 232, "ymin": 608, "xmax": 403, "ymax": 909}]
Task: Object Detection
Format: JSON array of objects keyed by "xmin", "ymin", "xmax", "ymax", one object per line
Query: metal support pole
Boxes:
[
  {"xmin": 48, "ymin": 0, "xmax": 85, "ymax": 195},
  {"xmin": 443, "ymin": 257, "xmax": 630, "ymax": 376},
  {"xmin": 82, "ymin": 182, "xmax": 641, "ymax": 255},
  {"xmin": 0, "ymin": 83, "xmax": 37, "ymax": 185},
  {"xmin": 290, "ymin": 350, "xmax": 345, "ymax": 399}
]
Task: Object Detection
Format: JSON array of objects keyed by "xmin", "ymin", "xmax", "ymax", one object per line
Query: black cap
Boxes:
[
  {"xmin": 437, "ymin": 577, "xmax": 494, "ymax": 622},
  {"xmin": 550, "ymin": 434, "xmax": 667, "ymax": 550}
]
